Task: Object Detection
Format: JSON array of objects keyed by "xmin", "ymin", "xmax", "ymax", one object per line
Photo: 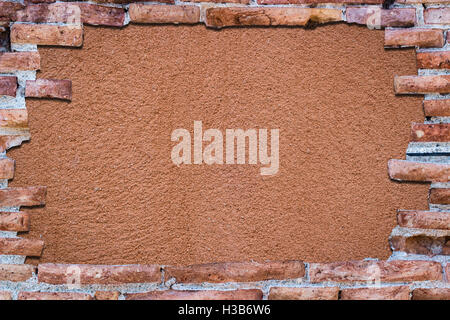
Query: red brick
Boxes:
[
  {"xmin": 394, "ymin": 75, "xmax": 450, "ymax": 94},
  {"xmin": 0, "ymin": 264, "xmax": 35, "ymax": 281},
  {"xmin": 341, "ymin": 286, "xmax": 410, "ymax": 300},
  {"xmin": 390, "ymin": 235, "xmax": 448, "ymax": 256},
  {"xmin": 0, "ymin": 76, "xmax": 17, "ymax": 97},
  {"xmin": 127, "ymin": 289, "xmax": 263, "ymax": 300},
  {"xmin": 25, "ymin": 0, "xmax": 57, "ymax": 4},
  {"xmin": 446, "ymin": 264, "xmax": 449, "ymax": 281},
  {"xmin": 430, "ymin": 188, "xmax": 450, "ymax": 205},
  {"xmin": 397, "ymin": 0, "xmax": 450, "ymax": 3},
  {"xmin": 181, "ymin": 0, "xmax": 248, "ymax": 3},
  {"xmin": 11, "ymin": 23, "xmax": 83, "ymax": 47},
  {"xmin": 412, "ymin": 288, "xmax": 450, "ymax": 300},
  {"xmin": 129, "ymin": 4, "xmax": 200, "ymax": 24},
  {"xmin": 424, "ymin": 8, "xmax": 450, "ymax": 25},
  {"xmin": 206, "ymin": 8, "xmax": 342, "ymax": 28},
  {"xmin": 388, "ymin": 159, "xmax": 450, "ymax": 182},
  {"xmin": 309, "ymin": 260, "xmax": 442, "ymax": 283},
  {"xmin": 25, "ymin": 0, "xmax": 175, "ymax": 3},
  {"xmin": 424, "ymin": 100, "xmax": 450, "ymax": 117},
  {"xmin": 398, "ymin": 210, "xmax": 450, "ymax": 230},
  {"xmin": 0, "ymin": 158, "xmax": 14, "ymax": 180},
  {"xmin": 268, "ymin": 287, "xmax": 339, "ymax": 300},
  {"xmin": 0, "ymin": 212, "xmax": 30, "ymax": 232},
  {"xmin": 18, "ymin": 292, "xmax": 93, "ymax": 300},
  {"xmin": 258, "ymin": 0, "xmax": 382, "ymax": 3},
  {"xmin": 0, "ymin": 1, "xmax": 25, "ymax": 22},
  {"xmin": 0, "ymin": 291, "xmax": 12, "ymax": 300},
  {"xmin": 165, "ymin": 261, "xmax": 305, "ymax": 283},
  {"xmin": 88, "ymin": 0, "xmax": 174, "ymax": 3},
  {"xmin": 0, "ymin": 186, "xmax": 46, "ymax": 207},
  {"xmin": 417, "ymin": 51, "xmax": 450, "ymax": 69},
  {"xmin": 346, "ymin": 8, "xmax": 415, "ymax": 28},
  {"xmin": 38, "ymin": 263, "xmax": 161, "ymax": 285},
  {"xmin": 16, "ymin": 3, "xmax": 125, "ymax": 27},
  {"xmin": 0, "ymin": 109, "xmax": 28, "ymax": 129},
  {"xmin": 411, "ymin": 123, "xmax": 450, "ymax": 142},
  {"xmin": 0, "ymin": 133, "xmax": 30, "ymax": 152},
  {"xmin": 26, "ymin": 79, "xmax": 72, "ymax": 100},
  {"xmin": 0, "ymin": 238, "xmax": 44, "ymax": 256},
  {"xmin": 94, "ymin": 291, "xmax": 120, "ymax": 300},
  {"xmin": 0, "ymin": 52, "xmax": 40, "ymax": 72},
  {"xmin": 385, "ymin": 29, "xmax": 444, "ymax": 48}
]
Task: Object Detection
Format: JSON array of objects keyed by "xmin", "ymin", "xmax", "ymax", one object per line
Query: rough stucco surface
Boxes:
[{"xmin": 9, "ymin": 24, "xmax": 428, "ymax": 265}]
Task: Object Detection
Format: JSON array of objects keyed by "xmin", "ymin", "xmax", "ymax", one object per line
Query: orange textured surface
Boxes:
[{"xmin": 9, "ymin": 24, "xmax": 427, "ymax": 265}]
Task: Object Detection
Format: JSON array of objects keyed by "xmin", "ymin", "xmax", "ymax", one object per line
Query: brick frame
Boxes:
[{"xmin": 0, "ymin": 0, "xmax": 448, "ymax": 300}]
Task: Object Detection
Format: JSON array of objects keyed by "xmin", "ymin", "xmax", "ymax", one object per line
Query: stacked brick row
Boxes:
[
  {"xmin": 0, "ymin": 0, "xmax": 449, "ymax": 300},
  {"xmin": 0, "ymin": 261, "xmax": 448, "ymax": 300}
]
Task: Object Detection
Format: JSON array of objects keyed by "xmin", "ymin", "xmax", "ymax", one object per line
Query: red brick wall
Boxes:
[{"xmin": 0, "ymin": 0, "xmax": 448, "ymax": 300}]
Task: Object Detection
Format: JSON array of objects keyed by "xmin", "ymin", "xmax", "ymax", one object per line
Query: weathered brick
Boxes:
[
  {"xmin": 89, "ymin": 0, "xmax": 174, "ymax": 3},
  {"xmin": 24, "ymin": 0, "xmax": 57, "ymax": 4},
  {"xmin": 0, "ymin": 76, "xmax": 17, "ymax": 97},
  {"xmin": 0, "ymin": 186, "xmax": 46, "ymax": 207},
  {"xmin": 0, "ymin": 264, "xmax": 34, "ymax": 281},
  {"xmin": 424, "ymin": 8, "xmax": 450, "ymax": 25},
  {"xmin": 0, "ymin": 291, "xmax": 12, "ymax": 300},
  {"xmin": 0, "ymin": 212, "xmax": 30, "ymax": 231},
  {"xmin": 394, "ymin": 75, "xmax": 450, "ymax": 94},
  {"xmin": 18, "ymin": 292, "xmax": 93, "ymax": 300},
  {"xmin": 417, "ymin": 51, "xmax": 450, "ymax": 69},
  {"xmin": 16, "ymin": 3, "xmax": 125, "ymax": 27},
  {"xmin": 0, "ymin": 133, "xmax": 31, "ymax": 152},
  {"xmin": 412, "ymin": 288, "xmax": 450, "ymax": 300},
  {"xmin": 25, "ymin": 0, "xmax": 175, "ymax": 3},
  {"xmin": 424, "ymin": 100, "xmax": 450, "ymax": 117},
  {"xmin": 94, "ymin": 291, "xmax": 120, "ymax": 300},
  {"xmin": 0, "ymin": 1, "xmax": 25, "ymax": 22},
  {"xmin": 341, "ymin": 286, "xmax": 410, "ymax": 300},
  {"xmin": 446, "ymin": 264, "xmax": 449, "ymax": 282},
  {"xmin": 11, "ymin": 23, "xmax": 83, "ymax": 47},
  {"xmin": 181, "ymin": 0, "xmax": 248, "ymax": 3},
  {"xmin": 346, "ymin": 8, "xmax": 415, "ymax": 28},
  {"xmin": 206, "ymin": 8, "xmax": 342, "ymax": 28},
  {"xmin": 430, "ymin": 188, "xmax": 450, "ymax": 204},
  {"xmin": 0, "ymin": 238, "xmax": 44, "ymax": 256},
  {"xmin": 397, "ymin": 0, "xmax": 450, "ymax": 3},
  {"xmin": 258, "ymin": 0, "xmax": 382, "ymax": 3},
  {"xmin": 127, "ymin": 289, "xmax": 263, "ymax": 300},
  {"xmin": 390, "ymin": 235, "xmax": 449, "ymax": 256},
  {"xmin": 411, "ymin": 123, "xmax": 450, "ymax": 142},
  {"xmin": 268, "ymin": 287, "xmax": 339, "ymax": 300},
  {"xmin": 309, "ymin": 260, "xmax": 442, "ymax": 283},
  {"xmin": 0, "ymin": 158, "xmax": 14, "ymax": 180},
  {"xmin": 26, "ymin": 79, "xmax": 72, "ymax": 100},
  {"xmin": 0, "ymin": 52, "xmax": 40, "ymax": 73},
  {"xmin": 388, "ymin": 159, "xmax": 450, "ymax": 182},
  {"xmin": 38, "ymin": 263, "xmax": 161, "ymax": 285},
  {"xmin": 0, "ymin": 109, "xmax": 28, "ymax": 129},
  {"xmin": 398, "ymin": 210, "xmax": 450, "ymax": 230},
  {"xmin": 385, "ymin": 29, "xmax": 444, "ymax": 48},
  {"xmin": 129, "ymin": 4, "xmax": 200, "ymax": 24},
  {"xmin": 165, "ymin": 261, "xmax": 305, "ymax": 283}
]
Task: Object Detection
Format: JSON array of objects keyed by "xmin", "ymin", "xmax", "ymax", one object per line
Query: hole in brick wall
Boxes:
[
  {"xmin": 10, "ymin": 23, "xmax": 429, "ymax": 265},
  {"xmin": 0, "ymin": 26, "xmax": 11, "ymax": 52}
]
